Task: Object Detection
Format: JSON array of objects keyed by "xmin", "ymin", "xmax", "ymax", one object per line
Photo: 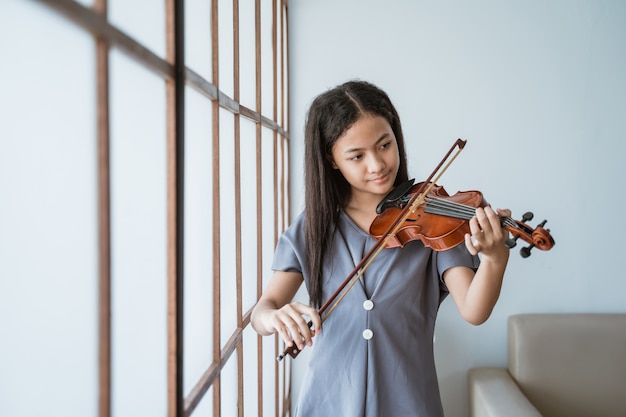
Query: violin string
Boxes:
[
  {"xmin": 424, "ymin": 198, "xmax": 474, "ymax": 219},
  {"xmin": 424, "ymin": 197, "xmax": 520, "ymax": 230}
]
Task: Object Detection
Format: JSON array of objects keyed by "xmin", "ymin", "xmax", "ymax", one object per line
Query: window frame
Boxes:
[{"xmin": 34, "ymin": 0, "xmax": 291, "ymax": 416}]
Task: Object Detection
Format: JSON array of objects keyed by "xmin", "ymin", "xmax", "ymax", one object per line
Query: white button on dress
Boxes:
[
  {"xmin": 363, "ymin": 299, "xmax": 374, "ymax": 311},
  {"xmin": 362, "ymin": 329, "xmax": 374, "ymax": 340}
]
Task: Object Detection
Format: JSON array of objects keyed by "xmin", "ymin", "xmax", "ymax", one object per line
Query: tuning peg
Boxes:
[
  {"xmin": 520, "ymin": 244, "xmax": 534, "ymax": 258},
  {"xmin": 505, "ymin": 237, "xmax": 517, "ymax": 249},
  {"xmin": 522, "ymin": 211, "xmax": 534, "ymax": 222}
]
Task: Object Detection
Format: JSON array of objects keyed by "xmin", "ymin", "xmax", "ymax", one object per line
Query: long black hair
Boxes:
[{"xmin": 304, "ymin": 80, "xmax": 409, "ymax": 308}]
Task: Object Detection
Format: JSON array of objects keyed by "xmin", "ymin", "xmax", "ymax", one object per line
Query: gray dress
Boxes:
[{"xmin": 272, "ymin": 211, "xmax": 479, "ymax": 417}]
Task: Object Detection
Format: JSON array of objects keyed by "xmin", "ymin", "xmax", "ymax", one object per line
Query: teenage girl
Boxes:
[{"xmin": 251, "ymin": 80, "xmax": 510, "ymax": 417}]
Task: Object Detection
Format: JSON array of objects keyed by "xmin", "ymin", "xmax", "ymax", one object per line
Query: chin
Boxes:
[{"xmin": 371, "ymin": 182, "xmax": 394, "ymax": 197}]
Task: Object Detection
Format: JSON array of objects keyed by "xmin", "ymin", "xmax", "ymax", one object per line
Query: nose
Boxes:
[{"xmin": 367, "ymin": 153, "xmax": 386, "ymax": 174}]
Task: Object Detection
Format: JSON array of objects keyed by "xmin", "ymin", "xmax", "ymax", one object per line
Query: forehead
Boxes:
[{"xmin": 334, "ymin": 115, "xmax": 394, "ymax": 149}]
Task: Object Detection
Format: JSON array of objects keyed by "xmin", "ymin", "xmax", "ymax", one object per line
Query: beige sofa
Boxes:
[{"xmin": 468, "ymin": 313, "xmax": 626, "ymax": 417}]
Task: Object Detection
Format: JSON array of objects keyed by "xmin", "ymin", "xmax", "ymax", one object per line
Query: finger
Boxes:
[
  {"xmin": 483, "ymin": 205, "xmax": 498, "ymax": 223},
  {"xmin": 293, "ymin": 302, "xmax": 321, "ymax": 330},
  {"xmin": 476, "ymin": 207, "xmax": 497, "ymax": 236},
  {"xmin": 468, "ymin": 210, "xmax": 483, "ymax": 236},
  {"xmin": 272, "ymin": 306, "xmax": 309, "ymax": 348},
  {"xmin": 283, "ymin": 311, "xmax": 312, "ymax": 349},
  {"xmin": 496, "ymin": 209, "xmax": 512, "ymax": 243},
  {"xmin": 292, "ymin": 303, "xmax": 322, "ymax": 345},
  {"xmin": 482, "ymin": 206, "xmax": 504, "ymax": 238},
  {"xmin": 496, "ymin": 208, "xmax": 512, "ymax": 218},
  {"xmin": 464, "ymin": 233, "xmax": 479, "ymax": 255},
  {"xmin": 282, "ymin": 303, "xmax": 319, "ymax": 348},
  {"xmin": 469, "ymin": 208, "xmax": 501, "ymax": 254},
  {"xmin": 272, "ymin": 312, "xmax": 296, "ymax": 347},
  {"xmin": 306, "ymin": 308, "xmax": 323, "ymax": 336}
]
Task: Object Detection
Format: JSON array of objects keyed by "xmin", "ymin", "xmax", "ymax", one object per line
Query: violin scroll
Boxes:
[{"xmin": 504, "ymin": 213, "xmax": 554, "ymax": 258}]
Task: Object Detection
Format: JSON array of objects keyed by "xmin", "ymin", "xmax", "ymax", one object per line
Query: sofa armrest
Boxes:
[{"xmin": 468, "ymin": 367, "xmax": 542, "ymax": 417}]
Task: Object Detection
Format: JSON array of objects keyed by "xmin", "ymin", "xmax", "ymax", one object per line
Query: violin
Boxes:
[
  {"xmin": 370, "ymin": 179, "xmax": 555, "ymax": 258},
  {"xmin": 276, "ymin": 139, "xmax": 555, "ymax": 362}
]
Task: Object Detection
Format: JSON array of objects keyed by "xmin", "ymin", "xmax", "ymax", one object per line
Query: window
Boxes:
[{"xmin": 0, "ymin": 0, "xmax": 291, "ymax": 416}]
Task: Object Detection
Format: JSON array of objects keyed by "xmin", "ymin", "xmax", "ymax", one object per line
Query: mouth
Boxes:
[{"xmin": 369, "ymin": 173, "xmax": 391, "ymax": 184}]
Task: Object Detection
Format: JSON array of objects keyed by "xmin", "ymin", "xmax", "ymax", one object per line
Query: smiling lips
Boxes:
[{"xmin": 369, "ymin": 173, "xmax": 391, "ymax": 184}]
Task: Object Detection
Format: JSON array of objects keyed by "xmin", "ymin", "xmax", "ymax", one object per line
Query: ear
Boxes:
[{"xmin": 327, "ymin": 154, "xmax": 338, "ymax": 169}]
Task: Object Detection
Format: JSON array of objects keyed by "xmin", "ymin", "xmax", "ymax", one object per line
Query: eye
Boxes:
[
  {"xmin": 380, "ymin": 141, "xmax": 392, "ymax": 150},
  {"xmin": 350, "ymin": 154, "xmax": 363, "ymax": 161}
]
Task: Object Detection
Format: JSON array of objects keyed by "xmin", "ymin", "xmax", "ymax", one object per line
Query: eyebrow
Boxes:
[{"xmin": 343, "ymin": 133, "xmax": 390, "ymax": 154}]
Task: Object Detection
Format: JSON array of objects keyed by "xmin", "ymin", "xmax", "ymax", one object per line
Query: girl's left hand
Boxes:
[{"xmin": 464, "ymin": 206, "xmax": 511, "ymax": 258}]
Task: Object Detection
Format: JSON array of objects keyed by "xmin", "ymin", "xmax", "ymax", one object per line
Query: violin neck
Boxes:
[
  {"xmin": 424, "ymin": 197, "xmax": 475, "ymax": 220},
  {"xmin": 424, "ymin": 197, "xmax": 516, "ymax": 228}
]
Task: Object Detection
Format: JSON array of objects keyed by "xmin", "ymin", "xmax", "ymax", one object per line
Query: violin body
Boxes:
[{"xmin": 370, "ymin": 183, "xmax": 486, "ymax": 250}]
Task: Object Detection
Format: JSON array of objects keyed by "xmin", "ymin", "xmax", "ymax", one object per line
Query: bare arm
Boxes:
[
  {"xmin": 251, "ymin": 270, "xmax": 322, "ymax": 350},
  {"xmin": 444, "ymin": 206, "xmax": 510, "ymax": 325}
]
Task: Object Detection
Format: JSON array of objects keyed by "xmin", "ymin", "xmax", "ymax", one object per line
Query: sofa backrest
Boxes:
[{"xmin": 507, "ymin": 314, "xmax": 626, "ymax": 417}]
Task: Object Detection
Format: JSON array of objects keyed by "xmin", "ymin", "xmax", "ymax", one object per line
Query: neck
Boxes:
[
  {"xmin": 348, "ymin": 188, "xmax": 387, "ymax": 212},
  {"xmin": 345, "ymin": 193, "xmax": 383, "ymax": 233}
]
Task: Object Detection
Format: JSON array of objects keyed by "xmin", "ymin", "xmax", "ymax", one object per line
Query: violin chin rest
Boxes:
[{"xmin": 376, "ymin": 178, "xmax": 415, "ymax": 214}]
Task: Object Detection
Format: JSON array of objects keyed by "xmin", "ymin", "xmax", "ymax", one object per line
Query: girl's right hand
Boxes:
[{"xmin": 263, "ymin": 302, "xmax": 322, "ymax": 350}]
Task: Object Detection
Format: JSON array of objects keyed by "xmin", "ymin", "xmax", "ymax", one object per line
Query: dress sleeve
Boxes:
[
  {"xmin": 271, "ymin": 212, "xmax": 307, "ymax": 274},
  {"xmin": 435, "ymin": 243, "xmax": 480, "ymax": 277}
]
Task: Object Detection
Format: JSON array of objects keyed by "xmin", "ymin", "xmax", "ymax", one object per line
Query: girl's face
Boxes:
[{"xmin": 329, "ymin": 115, "xmax": 400, "ymax": 203}]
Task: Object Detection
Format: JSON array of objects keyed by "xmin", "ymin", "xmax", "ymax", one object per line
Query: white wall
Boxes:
[{"xmin": 288, "ymin": 1, "xmax": 626, "ymax": 416}]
